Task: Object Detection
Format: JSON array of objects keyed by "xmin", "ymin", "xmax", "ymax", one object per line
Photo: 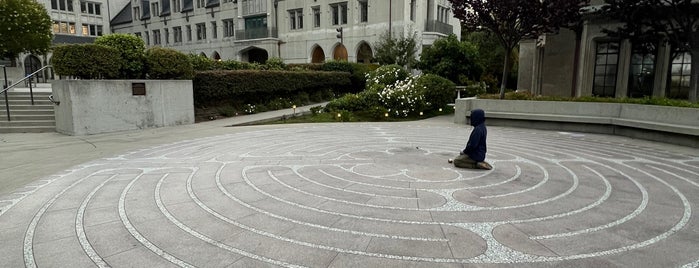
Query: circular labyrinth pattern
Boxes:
[{"xmin": 1, "ymin": 124, "xmax": 698, "ymax": 267}]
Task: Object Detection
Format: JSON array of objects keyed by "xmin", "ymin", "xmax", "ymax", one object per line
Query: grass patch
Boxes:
[{"xmin": 479, "ymin": 92, "xmax": 699, "ymax": 108}]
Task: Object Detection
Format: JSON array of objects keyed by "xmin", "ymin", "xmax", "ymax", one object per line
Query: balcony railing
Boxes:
[
  {"xmin": 235, "ymin": 27, "xmax": 278, "ymax": 40},
  {"xmin": 425, "ymin": 20, "xmax": 453, "ymax": 35}
]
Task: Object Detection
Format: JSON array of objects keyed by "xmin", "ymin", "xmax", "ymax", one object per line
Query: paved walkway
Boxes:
[{"xmin": 1, "ymin": 108, "xmax": 698, "ymax": 267}]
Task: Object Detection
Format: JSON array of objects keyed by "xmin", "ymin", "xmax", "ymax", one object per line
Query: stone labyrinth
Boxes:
[{"xmin": 1, "ymin": 124, "xmax": 698, "ymax": 267}]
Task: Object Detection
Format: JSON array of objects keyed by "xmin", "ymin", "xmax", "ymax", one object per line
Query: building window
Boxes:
[
  {"xmin": 668, "ymin": 52, "xmax": 692, "ymax": 99},
  {"xmin": 53, "ymin": 21, "xmax": 77, "ymax": 34},
  {"xmin": 173, "ymin": 26, "xmax": 182, "ymax": 42},
  {"xmin": 173, "ymin": 0, "xmax": 181, "ymax": 12},
  {"xmin": 628, "ymin": 46, "xmax": 656, "ymax": 98},
  {"xmin": 53, "ymin": 0, "xmax": 74, "ymax": 11},
  {"xmin": 312, "ymin": 6, "xmax": 320, "ymax": 27},
  {"xmin": 153, "ymin": 30, "xmax": 161, "ymax": 45},
  {"xmin": 186, "ymin": 25, "xmax": 192, "ymax": 41},
  {"xmin": 331, "ymin": 2, "xmax": 347, "ymax": 25},
  {"xmin": 437, "ymin": 5, "xmax": 449, "ymax": 23},
  {"xmin": 151, "ymin": 2, "xmax": 159, "ymax": 16},
  {"xmin": 134, "ymin": 6, "xmax": 141, "ymax": 20},
  {"xmin": 289, "ymin": 9, "xmax": 303, "ymax": 30},
  {"xmin": 410, "ymin": 0, "xmax": 416, "ymax": 21},
  {"xmin": 223, "ymin": 19, "xmax": 234, "ymax": 37},
  {"xmin": 164, "ymin": 28, "xmax": 170, "ymax": 44},
  {"xmin": 211, "ymin": 21, "xmax": 217, "ymax": 39},
  {"xmin": 358, "ymin": 0, "xmax": 367, "ymax": 23},
  {"xmin": 196, "ymin": 23, "xmax": 206, "ymax": 40},
  {"xmin": 145, "ymin": 31, "xmax": 150, "ymax": 45},
  {"xmin": 80, "ymin": 1, "xmax": 101, "ymax": 15},
  {"xmin": 592, "ymin": 41, "xmax": 620, "ymax": 97},
  {"xmin": 197, "ymin": 0, "xmax": 204, "ymax": 8}
]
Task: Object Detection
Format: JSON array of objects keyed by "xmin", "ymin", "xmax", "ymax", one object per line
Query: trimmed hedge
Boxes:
[
  {"xmin": 52, "ymin": 44, "xmax": 121, "ymax": 79},
  {"xmin": 145, "ymin": 47, "xmax": 193, "ymax": 79},
  {"xmin": 193, "ymin": 70, "xmax": 352, "ymax": 105},
  {"xmin": 94, "ymin": 34, "xmax": 146, "ymax": 79}
]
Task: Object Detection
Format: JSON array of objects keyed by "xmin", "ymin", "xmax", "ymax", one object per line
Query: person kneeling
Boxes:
[{"xmin": 449, "ymin": 109, "xmax": 492, "ymax": 170}]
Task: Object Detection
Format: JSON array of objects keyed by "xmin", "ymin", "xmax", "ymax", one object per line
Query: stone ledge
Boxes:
[{"xmin": 455, "ymin": 98, "xmax": 699, "ymax": 147}]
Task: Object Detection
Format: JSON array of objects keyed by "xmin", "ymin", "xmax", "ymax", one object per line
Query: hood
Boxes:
[{"xmin": 470, "ymin": 109, "xmax": 485, "ymax": 126}]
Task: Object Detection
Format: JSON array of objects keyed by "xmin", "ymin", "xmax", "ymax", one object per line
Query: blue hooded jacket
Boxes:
[{"xmin": 463, "ymin": 109, "xmax": 487, "ymax": 162}]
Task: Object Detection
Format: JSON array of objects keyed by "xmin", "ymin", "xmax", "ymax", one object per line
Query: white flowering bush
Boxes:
[
  {"xmin": 243, "ymin": 104, "xmax": 256, "ymax": 114},
  {"xmin": 365, "ymin": 64, "xmax": 410, "ymax": 92},
  {"xmin": 377, "ymin": 75, "xmax": 428, "ymax": 117}
]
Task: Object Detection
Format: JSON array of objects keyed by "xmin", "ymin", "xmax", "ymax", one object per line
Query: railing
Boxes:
[
  {"xmin": 235, "ymin": 27, "xmax": 278, "ymax": 40},
  {"xmin": 1, "ymin": 65, "xmax": 53, "ymax": 121},
  {"xmin": 425, "ymin": 20, "xmax": 453, "ymax": 35}
]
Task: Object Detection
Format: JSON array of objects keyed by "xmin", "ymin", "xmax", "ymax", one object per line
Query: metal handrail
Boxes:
[{"xmin": 1, "ymin": 65, "xmax": 53, "ymax": 121}]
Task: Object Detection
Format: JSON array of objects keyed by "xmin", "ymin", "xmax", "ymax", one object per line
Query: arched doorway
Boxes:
[
  {"xmin": 212, "ymin": 51, "xmax": 221, "ymax": 61},
  {"xmin": 356, "ymin": 42, "xmax": 373, "ymax": 63},
  {"xmin": 199, "ymin": 52, "xmax": 207, "ymax": 58},
  {"xmin": 240, "ymin": 47, "xmax": 269, "ymax": 63},
  {"xmin": 311, "ymin": 46, "xmax": 325, "ymax": 63},
  {"xmin": 333, "ymin": 44, "xmax": 348, "ymax": 61},
  {"xmin": 24, "ymin": 55, "xmax": 42, "ymax": 77}
]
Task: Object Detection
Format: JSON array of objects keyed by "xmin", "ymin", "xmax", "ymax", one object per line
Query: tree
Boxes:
[
  {"xmin": 448, "ymin": 0, "xmax": 589, "ymax": 99},
  {"xmin": 417, "ymin": 34, "xmax": 483, "ymax": 85},
  {"xmin": 462, "ymin": 31, "xmax": 519, "ymax": 91},
  {"xmin": 603, "ymin": 0, "xmax": 699, "ymax": 102},
  {"xmin": 95, "ymin": 34, "xmax": 146, "ymax": 79},
  {"xmin": 373, "ymin": 31, "xmax": 418, "ymax": 69},
  {"xmin": 0, "ymin": 0, "xmax": 52, "ymax": 60}
]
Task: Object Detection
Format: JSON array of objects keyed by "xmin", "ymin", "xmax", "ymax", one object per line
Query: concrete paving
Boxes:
[{"xmin": 1, "ymin": 107, "xmax": 698, "ymax": 267}]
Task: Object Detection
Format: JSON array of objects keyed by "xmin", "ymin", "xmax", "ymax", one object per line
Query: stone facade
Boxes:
[
  {"xmin": 109, "ymin": 0, "xmax": 461, "ymax": 63},
  {"xmin": 518, "ymin": 0, "xmax": 694, "ymax": 100}
]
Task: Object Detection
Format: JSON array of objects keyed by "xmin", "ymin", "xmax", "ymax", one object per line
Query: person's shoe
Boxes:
[
  {"xmin": 477, "ymin": 162, "xmax": 493, "ymax": 170},
  {"xmin": 447, "ymin": 159, "xmax": 453, "ymax": 164}
]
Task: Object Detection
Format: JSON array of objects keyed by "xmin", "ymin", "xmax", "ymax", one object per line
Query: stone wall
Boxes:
[{"xmin": 52, "ymin": 80, "xmax": 194, "ymax": 135}]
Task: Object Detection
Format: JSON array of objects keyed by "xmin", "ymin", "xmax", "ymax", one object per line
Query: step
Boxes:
[
  {"xmin": 0, "ymin": 120, "xmax": 55, "ymax": 127},
  {"xmin": 2, "ymin": 91, "xmax": 52, "ymax": 96},
  {"xmin": 0, "ymin": 126, "xmax": 56, "ymax": 133},
  {"xmin": 0, "ymin": 104, "xmax": 54, "ymax": 110},
  {"xmin": 0, "ymin": 99, "xmax": 54, "ymax": 105},
  {"xmin": 0, "ymin": 109, "xmax": 54, "ymax": 115},
  {"xmin": 0, "ymin": 114, "xmax": 55, "ymax": 121}
]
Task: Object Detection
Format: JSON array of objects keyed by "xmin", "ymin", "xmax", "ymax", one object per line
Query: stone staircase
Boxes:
[{"xmin": 0, "ymin": 86, "xmax": 55, "ymax": 133}]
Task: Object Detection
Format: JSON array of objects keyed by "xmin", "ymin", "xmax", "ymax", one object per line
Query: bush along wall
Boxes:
[
  {"xmin": 193, "ymin": 70, "xmax": 352, "ymax": 107},
  {"xmin": 52, "ymin": 44, "xmax": 122, "ymax": 79},
  {"xmin": 145, "ymin": 47, "xmax": 193, "ymax": 79}
]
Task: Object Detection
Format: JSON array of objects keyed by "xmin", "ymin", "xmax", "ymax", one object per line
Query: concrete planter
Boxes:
[
  {"xmin": 455, "ymin": 98, "xmax": 699, "ymax": 147},
  {"xmin": 52, "ymin": 80, "xmax": 194, "ymax": 135}
]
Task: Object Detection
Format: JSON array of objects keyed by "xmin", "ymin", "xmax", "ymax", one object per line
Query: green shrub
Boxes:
[
  {"xmin": 288, "ymin": 63, "xmax": 323, "ymax": 71},
  {"xmin": 188, "ymin": 54, "xmax": 217, "ymax": 71},
  {"xmin": 321, "ymin": 60, "xmax": 354, "ymax": 72},
  {"xmin": 221, "ymin": 59, "xmax": 259, "ymax": 70},
  {"xmin": 325, "ymin": 93, "xmax": 368, "ymax": 112},
  {"xmin": 52, "ymin": 44, "xmax": 121, "ymax": 79},
  {"xmin": 416, "ymin": 74, "xmax": 456, "ymax": 109},
  {"xmin": 216, "ymin": 105, "xmax": 237, "ymax": 117},
  {"xmin": 266, "ymin": 97, "xmax": 293, "ymax": 110},
  {"xmin": 310, "ymin": 105, "xmax": 324, "ymax": 114},
  {"xmin": 145, "ymin": 47, "xmax": 193, "ymax": 79},
  {"xmin": 94, "ymin": 33, "xmax": 145, "ymax": 78},
  {"xmin": 193, "ymin": 70, "xmax": 351, "ymax": 106},
  {"xmin": 264, "ymin": 57, "xmax": 287, "ymax": 70},
  {"xmin": 366, "ymin": 64, "xmax": 410, "ymax": 91}
]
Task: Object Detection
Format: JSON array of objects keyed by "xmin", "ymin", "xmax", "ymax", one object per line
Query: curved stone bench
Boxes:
[{"xmin": 455, "ymin": 98, "xmax": 699, "ymax": 147}]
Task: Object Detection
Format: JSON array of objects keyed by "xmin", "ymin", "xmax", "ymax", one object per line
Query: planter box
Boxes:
[
  {"xmin": 52, "ymin": 80, "xmax": 194, "ymax": 135},
  {"xmin": 455, "ymin": 98, "xmax": 699, "ymax": 147}
]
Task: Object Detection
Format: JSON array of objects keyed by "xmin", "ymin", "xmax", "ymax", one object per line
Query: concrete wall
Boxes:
[
  {"xmin": 541, "ymin": 29, "xmax": 577, "ymax": 97},
  {"xmin": 52, "ymin": 80, "xmax": 194, "ymax": 135}
]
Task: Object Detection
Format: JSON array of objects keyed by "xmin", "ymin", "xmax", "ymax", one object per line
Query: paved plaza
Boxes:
[{"xmin": 1, "ymin": 115, "xmax": 698, "ymax": 267}]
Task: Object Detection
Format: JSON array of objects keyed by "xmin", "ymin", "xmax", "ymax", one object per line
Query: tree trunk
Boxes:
[{"xmin": 499, "ymin": 48, "xmax": 512, "ymax": 99}]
